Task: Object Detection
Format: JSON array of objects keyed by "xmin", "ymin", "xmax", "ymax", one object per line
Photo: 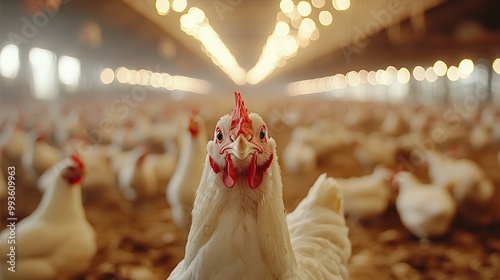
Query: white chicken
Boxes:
[
  {"xmin": 0, "ymin": 118, "xmax": 27, "ymax": 165},
  {"xmin": 0, "ymin": 155, "xmax": 97, "ymax": 280},
  {"xmin": 168, "ymin": 92, "xmax": 351, "ymax": 280},
  {"xmin": 427, "ymin": 152, "xmax": 494, "ymax": 206},
  {"xmin": 352, "ymin": 132, "xmax": 399, "ymax": 168},
  {"xmin": 38, "ymin": 139, "xmax": 117, "ymax": 201},
  {"xmin": 290, "ymin": 124, "xmax": 351, "ymax": 158},
  {"xmin": 21, "ymin": 129, "xmax": 61, "ymax": 183},
  {"xmin": 112, "ymin": 116, "xmax": 148, "ymax": 151},
  {"xmin": 469, "ymin": 122, "xmax": 490, "ymax": 150},
  {"xmin": 393, "ymin": 171, "xmax": 456, "ymax": 240},
  {"xmin": 282, "ymin": 141, "xmax": 317, "ymax": 175},
  {"xmin": 167, "ymin": 111, "xmax": 207, "ymax": 229},
  {"xmin": 53, "ymin": 108, "xmax": 85, "ymax": 145},
  {"xmin": 118, "ymin": 146, "xmax": 158, "ymax": 201},
  {"xmin": 336, "ymin": 165, "xmax": 392, "ymax": 221},
  {"xmin": 380, "ymin": 109, "xmax": 407, "ymax": 137}
]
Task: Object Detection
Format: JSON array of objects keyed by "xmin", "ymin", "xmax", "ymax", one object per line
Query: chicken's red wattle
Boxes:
[{"xmin": 209, "ymin": 153, "xmax": 273, "ymax": 189}]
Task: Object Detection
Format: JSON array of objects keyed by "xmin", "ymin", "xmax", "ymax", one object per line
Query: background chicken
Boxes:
[
  {"xmin": 393, "ymin": 171, "xmax": 457, "ymax": 241},
  {"xmin": 169, "ymin": 93, "xmax": 350, "ymax": 279},
  {"xmin": 336, "ymin": 165, "xmax": 392, "ymax": 222},
  {"xmin": 282, "ymin": 140, "xmax": 317, "ymax": 175},
  {"xmin": 427, "ymin": 152, "xmax": 494, "ymax": 206},
  {"xmin": 118, "ymin": 146, "xmax": 158, "ymax": 202},
  {"xmin": 167, "ymin": 111, "xmax": 207, "ymax": 229},
  {"xmin": 0, "ymin": 155, "xmax": 96, "ymax": 280},
  {"xmin": 0, "ymin": 116, "xmax": 27, "ymax": 166},
  {"xmin": 21, "ymin": 128, "xmax": 61, "ymax": 183}
]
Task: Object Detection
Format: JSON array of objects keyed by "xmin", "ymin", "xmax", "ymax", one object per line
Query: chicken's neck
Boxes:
[
  {"xmin": 184, "ymin": 153, "xmax": 297, "ymax": 278},
  {"xmin": 33, "ymin": 179, "xmax": 86, "ymax": 222}
]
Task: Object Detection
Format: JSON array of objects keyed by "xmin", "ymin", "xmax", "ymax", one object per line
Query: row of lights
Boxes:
[
  {"xmin": 100, "ymin": 66, "xmax": 211, "ymax": 94},
  {"xmin": 247, "ymin": 0, "xmax": 351, "ymax": 84},
  {"xmin": 287, "ymin": 58, "xmax": 498, "ymax": 96},
  {"xmin": 155, "ymin": 0, "xmax": 246, "ymax": 85},
  {"xmin": 0, "ymin": 44, "xmax": 81, "ymax": 99},
  {"xmin": 153, "ymin": 0, "xmax": 350, "ymax": 85},
  {"xmin": 179, "ymin": 7, "xmax": 246, "ymax": 85},
  {"xmin": 154, "ymin": 1, "xmax": 245, "ymax": 85}
]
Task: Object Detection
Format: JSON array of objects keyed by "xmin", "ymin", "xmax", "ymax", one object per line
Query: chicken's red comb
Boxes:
[
  {"xmin": 230, "ymin": 92, "xmax": 253, "ymax": 137},
  {"xmin": 69, "ymin": 154, "xmax": 85, "ymax": 170}
]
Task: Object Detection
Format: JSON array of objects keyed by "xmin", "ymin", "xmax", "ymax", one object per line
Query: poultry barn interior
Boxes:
[{"xmin": 1, "ymin": 0, "xmax": 500, "ymax": 279}]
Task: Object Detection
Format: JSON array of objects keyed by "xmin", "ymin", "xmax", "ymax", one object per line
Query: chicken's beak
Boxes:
[{"xmin": 227, "ymin": 135, "xmax": 256, "ymax": 160}]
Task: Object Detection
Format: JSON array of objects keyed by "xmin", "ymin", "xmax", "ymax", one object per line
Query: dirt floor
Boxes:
[
  {"xmin": 1, "ymin": 98, "xmax": 500, "ymax": 280},
  {"xmin": 2, "ymin": 148, "xmax": 500, "ymax": 280}
]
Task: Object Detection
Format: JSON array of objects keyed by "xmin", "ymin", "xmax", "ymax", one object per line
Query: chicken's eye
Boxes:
[
  {"xmin": 216, "ymin": 128, "xmax": 223, "ymax": 143},
  {"xmin": 259, "ymin": 127, "xmax": 266, "ymax": 141}
]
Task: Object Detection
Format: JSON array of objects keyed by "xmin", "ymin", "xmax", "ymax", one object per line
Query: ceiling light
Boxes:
[
  {"xmin": 447, "ymin": 66, "xmax": 459, "ymax": 81},
  {"xmin": 346, "ymin": 71, "xmax": 360, "ymax": 86},
  {"xmin": 367, "ymin": 71, "xmax": 377, "ymax": 85},
  {"xmin": 425, "ymin": 67, "xmax": 437, "ymax": 82},
  {"xmin": 297, "ymin": 1, "xmax": 312, "ymax": 17},
  {"xmin": 116, "ymin": 67, "xmax": 130, "ymax": 83},
  {"xmin": 100, "ymin": 68, "xmax": 114, "ymax": 85},
  {"xmin": 412, "ymin": 66, "xmax": 426, "ymax": 81},
  {"xmin": 432, "ymin": 60, "xmax": 447, "ymax": 76},
  {"xmin": 58, "ymin": 55, "xmax": 81, "ymax": 90},
  {"xmin": 155, "ymin": 0, "xmax": 170, "ymax": 15},
  {"xmin": 188, "ymin": 7, "xmax": 205, "ymax": 23},
  {"xmin": 280, "ymin": 0, "xmax": 294, "ymax": 14},
  {"xmin": 29, "ymin": 48, "xmax": 58, "ymax": 99},
  {"xmin": 319, "ymin": 11, "xmax": 333, "ymax": 26},
  {"xmin": 458, "ymin": 58, "xmax": 474, "ymax": 75},
  {"xmin": 397, "ymin": 68, "xmax": 410, "ymax": 84},
  {"xmin": 493, "ymin": 58, "xmax": 500, "ymax": 75},
  {"xmin": 275, "ymin": 21, "xmax": 290, "ymax": 37},
  {"xmin": 312, "ymin": 0, "xmax": 325, "ymax": 8},
  {"xmin": 299, "ymin": 18, "xmax": 316, "ymax": 38},
  {"xmin": 333, "ymin": 0, "xmax": 350, "ymax": 11},
  {"xmin": 172, "ymin": 0, "xmax": 187, "ymax": 13},
  {"xmin": 0, "ymin": 44, "xmax": 20, "ymax": 79}
]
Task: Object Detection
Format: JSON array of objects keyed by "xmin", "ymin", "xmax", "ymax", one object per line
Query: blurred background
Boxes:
[{"xmin": 1, "ymin": 0, "xmax": 500, "ymax": 279}]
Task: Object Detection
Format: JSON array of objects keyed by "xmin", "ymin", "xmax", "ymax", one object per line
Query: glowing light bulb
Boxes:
[
  {"xmin": 155, "ymin": 0, "xmax": 170, "ymax": 15},
  {"xmin": 280, "ymin": 0, "xmax": 294, "ymax": 14},
  {"xmin": 397, "ymin": 67, "xmax": 410, "ymax": 84},
  {"xmin": 333, "ymin": 0, "xmax": 350, "ymax": 11},
  {"xmin": 319, "ymin": 11, "xmax": 332, "ymax": 26},
  {"xmin": 100, "ymin": 68, "xmax": 114, "ymax": 85},
  {"xmin": 297, "ymin": 1, "xmax": 312, "ymax": 17},
  {"xmin": 458, "ymin": 58, "xmax": 474, "ymax": 75},
  {"xmin": 172, "ymin": 0, "xmax": 187, "ymax": 13},
  {"xmin": 413, "ymin": 66, "xmax": 426, "ymax": 81},
  {"xmin": 447, "ymin": 66, "xmax": 459, "ymax": 81},
  {"xmin": 493, "ymin": 58, "xmax": 500, "ymax": 75},
  {"xmin": 433, "ymin": 60, "xmax": 447, "ymax": 76}
]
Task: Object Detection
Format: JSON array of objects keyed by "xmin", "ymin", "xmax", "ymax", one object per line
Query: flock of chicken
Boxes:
[
  {"xmin": 0, "ymin": 92, "xmax": 499, "ymax": 279},
  {"xmin": 283, "ymin": 101, "xmax": 499, "ymax": 238}
]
